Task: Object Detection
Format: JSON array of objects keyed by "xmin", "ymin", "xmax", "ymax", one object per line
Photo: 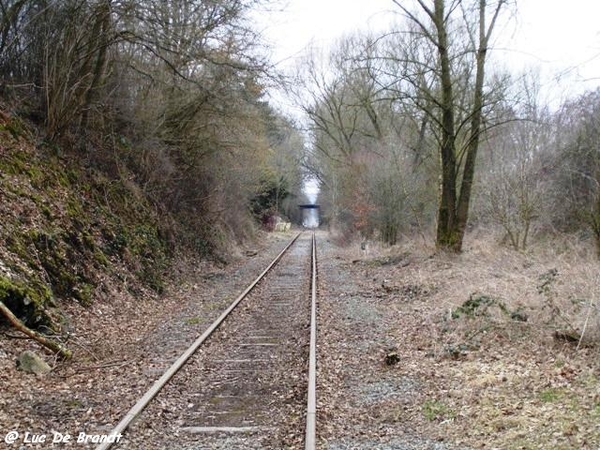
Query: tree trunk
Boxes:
[
  {"xmin": 454, "ymin": 0, "xmax": 490, "ymax": 251},
  {"xmin": 434, "ymin": 0, "xmax": 460, "ymax": 251},
  {"xmin": 440, "ymin": 0, "xmax": 504, "ymax": 252},
  {"xmin": 81, "ymin": 0, "xmax": 112, "ymax": 128},
  {"xmin": 594, "ymin": 189, "xmax": 600, "ymax": 259}
]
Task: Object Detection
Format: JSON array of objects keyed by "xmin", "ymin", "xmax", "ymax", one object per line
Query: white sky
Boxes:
[
  {"xmin": 258, "ymin": 0, "xmax": 600, "ymax": 108},
  {"xmin": 259, "ymin": 0, "xmax": 393, "ymax": 66}
]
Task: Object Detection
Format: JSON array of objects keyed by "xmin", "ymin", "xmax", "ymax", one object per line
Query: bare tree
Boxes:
[
  {"xmin": 552, "ymin": 89, "xmax": 600, "ymax": 257},
  {"xmin": 390, "ymin": 0, "xmax": 511, "ymax": 251},
  {"xmin": 294, "ymin": 34, "xmax": 438, "ymax": 243},
  {"xmin": 476, "ymin": 72, "xmax": 552, "ymax": 249}
]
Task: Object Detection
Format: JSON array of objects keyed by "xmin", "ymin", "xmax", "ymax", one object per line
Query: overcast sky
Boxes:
[{"xmin": 258, "ymin": 0, "xmax": 600, "ymax": 108}]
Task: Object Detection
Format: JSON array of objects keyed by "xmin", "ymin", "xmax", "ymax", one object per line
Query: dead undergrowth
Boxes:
[{"xmin": 337, "ymin": 231, "xmax": 600, "ymax": 449}]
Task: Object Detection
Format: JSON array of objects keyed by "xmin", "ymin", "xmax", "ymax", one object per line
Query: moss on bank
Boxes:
[
  {"xmin": 0, "ymin": 276, "xmax": 54, "ymax": 329},
  {"xmin": 0, "ymin": 110, "xmax": 168, "ymax": 331}
]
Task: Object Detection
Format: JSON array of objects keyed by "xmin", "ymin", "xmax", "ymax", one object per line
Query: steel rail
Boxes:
[
  {"xmin": 97, "ymin": 232, "xmax": 302, "ymax": 450},
  {"xmin": 305, "ymin": 232, "xmax": 317, "ymax": 450}
]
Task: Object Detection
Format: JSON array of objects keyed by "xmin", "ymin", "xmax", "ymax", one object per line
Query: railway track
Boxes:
[{"xmin": 98, "ymin": 232, "xmax": 318, "ymax": 450}]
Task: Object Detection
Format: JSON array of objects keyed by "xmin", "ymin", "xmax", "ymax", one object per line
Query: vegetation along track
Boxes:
[{"xmin": 98, "ymin": 232, "xmax": 318, "ymax": 450}]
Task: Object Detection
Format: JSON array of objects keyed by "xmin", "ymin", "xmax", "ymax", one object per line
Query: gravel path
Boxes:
[{"xmin": 316, "ymin": 232, "xmax": 462, "ymax": 450}]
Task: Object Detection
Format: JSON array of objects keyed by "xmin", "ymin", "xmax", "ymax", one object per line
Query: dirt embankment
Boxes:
[
  {"xmin": 1, "ymin": 214, "xmax": 293, "ymax": 447},
  {"xmin": 0, "ymin": 110, "xmax": 175, "ymax": 335}
]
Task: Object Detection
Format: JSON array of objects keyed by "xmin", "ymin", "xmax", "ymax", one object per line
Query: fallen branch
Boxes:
[
  {"xmin": 3, "ymin": 331, "xmax": 32, "ymax": 339},
  {"xmin": 0, "ymin": 301, "xmax": 72, "ymax": 359}
]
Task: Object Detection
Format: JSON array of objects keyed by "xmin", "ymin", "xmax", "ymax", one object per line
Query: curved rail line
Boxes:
[{"xmin": 97, "ymin": 231, "xmax": 318, "ymax": 450}]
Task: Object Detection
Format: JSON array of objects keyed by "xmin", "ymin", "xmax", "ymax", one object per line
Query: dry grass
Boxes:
[
  {"xmin": 393, "ymin": 230, "xmax": 600, "ymax": 346},
  {"xmin": 342, "ymin": 230, "xmax": 600, "ymax": 449}
]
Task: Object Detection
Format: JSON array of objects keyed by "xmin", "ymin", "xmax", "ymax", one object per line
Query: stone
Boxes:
[
  {"xmin": 274, "ymin": 222, "xmax": 291, "ymax": 232},
  {"xmin": 385, "ymin": 351, "xmax": 400, "ymax": 366},
  {"xmin": 16, "ymin": 350, "xmax": 51, "ymax": 374}
]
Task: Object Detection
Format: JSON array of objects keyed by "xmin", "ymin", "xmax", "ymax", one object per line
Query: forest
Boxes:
[
  {"xmin": 0, "ymin": 0, "xmax": 308, "ymax": 333},
  {"xmin": 296, "ymin": 0, "xmax": 600, "ymax": 257},
  {"xmin": 0, "ymin": 0, "xmax": 599, "ymax": 363}
]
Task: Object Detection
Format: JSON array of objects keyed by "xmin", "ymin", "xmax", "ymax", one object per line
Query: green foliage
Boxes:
[
  {"xmin": 184, "ymin": 317, "xmax": 201, "ymax": 326},
  {"xmin": 0, "ymin": 149, "xmax": 34, "ymax": 176},
  {"xmin": 510, "ymin": 307, "xmax": 529, "ymax": 322},
  {"xmin": 18, "ymin": 228, "xmax": 95, "ymax": 304},
  {"xmin": 537, "ymin": 268, "xmax": 559, "ymax": 295},
  {"xmin": 452, "ymin": 294, "xmax": 508, "ymax": 319},
  {"xmin": 539, "ymin": 388, "xmax": 563, "ymax": 403},
  {"xmin": 0, "ymin": 276, "xmax": 54, "ymax": 329},
  {"xmin": 250, "ymin": 175, "xmax": 290, "ymax": 221},
  {"xmin": 118, "ymin": 224, "xmax": 168, "ymax": 294},
  {"xmin": 452, "ymin": 293, "xmax": 529, "ymax": 324},
  {"xmin": 0, "ymin": 115, "xmax": 27, "ymax": 140},
  {"xmin": 422, "ymin": 399, "xmax": 455, "ymax": 421},
  {"xmin": 0, "ymin": 125, "xmax": 175, "ymax": 331}
]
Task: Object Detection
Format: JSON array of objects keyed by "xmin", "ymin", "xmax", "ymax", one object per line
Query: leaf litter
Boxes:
[{"xmin": 316, "ymin": 233, "xmax": 600, "ymax": 450}]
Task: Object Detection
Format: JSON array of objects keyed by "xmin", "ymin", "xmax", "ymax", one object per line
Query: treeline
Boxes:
[
  {"xmin": 0, "ymin": 0, "xmax": 305, "ymax": 254},
  {"xmin": 295, "ymin": 0, "xmax": 600, "ymax": 256}
]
